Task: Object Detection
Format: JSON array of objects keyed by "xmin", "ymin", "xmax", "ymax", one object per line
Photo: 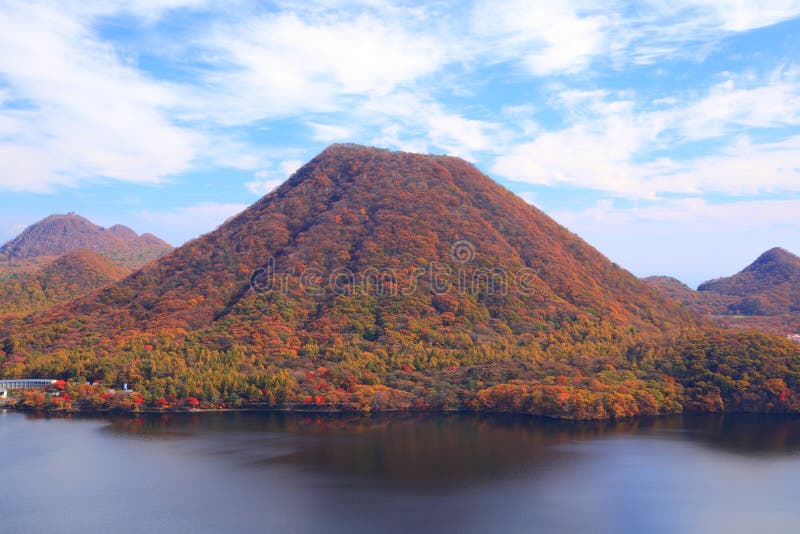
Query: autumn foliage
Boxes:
[
  {"xmin": 1, "ymin": 145, "xmax": 799, "ymax": 419},
  {"xmin": 645, "ymin": 248, "xmax": 800, "ymax": 335},
  {"xmin": 0, "ymin": 249, "xmax": 129, "ymax": 318}
]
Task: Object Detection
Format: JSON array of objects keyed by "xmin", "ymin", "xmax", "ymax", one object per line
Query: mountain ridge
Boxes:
[{"xmin": 0, "ymin": 213, "xmax": 172, "ymax": 269}]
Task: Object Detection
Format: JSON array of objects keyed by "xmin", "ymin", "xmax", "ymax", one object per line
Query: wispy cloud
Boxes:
[
  {"xmin": 244, "ymin": 159, "xmax": 304, "ymax": 196},
  {"xmin": 555, "ymin": 197, "xmax": 800, "ymax": 232},
  {"xmin": 308, "ymin": 122, "xmax": 356, "ymax": 143},
  {"xmin": 184, "ymin": 8, "xmax": 449, "ymax": 125},
  {"xmin": 471, "ymin": 0, "xmax": 613, "ymax": 75},
  {"xmin": 0, "ymin": 2, "xmax": 203, "ymax": 192},
  {"xmin": 469, "ymin": 0, "xmax": 800, "ymax": 72},
  {"xmin": 550, "ymin": 196, "xmax": 800, "ymax": 285},
  {"xmin": 2, "ymin": 1, "xmax": 799, "ymax": 194},
  {"xmin": 245, "ymin": 171, "xmax": 284, "ymax": 196},
  {"xmin": 493, "ymin": 72, "xmax": 800, "ymax": 197},
  {"xmin": 137, "ymin": 201, "xmax": 249, "ymax": 244},
  {"xmin": 665, "ymin": 0, "xmax": 800, "ymax": 32}
]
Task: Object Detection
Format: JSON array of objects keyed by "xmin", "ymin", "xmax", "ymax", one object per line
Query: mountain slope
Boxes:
[
  {"xmin": 0, "ymin": 213, "xmax": 172, "ymax": 269},
  {"xmin": 642, "ymin": 276, "xmax": 702, "ymax": 308},
  {"xmin": 7, "ymin": 144, "xmax": 799, "ymax": 418},
  {"xmin": 642, "ymin": 276, "xmax": 735, "ymax": 317},
  {"xmin": 0, "ymin": 249, "xmax": 129, "ymax": 318}
]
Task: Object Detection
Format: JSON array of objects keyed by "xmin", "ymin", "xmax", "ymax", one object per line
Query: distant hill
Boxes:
[
  {"xmin": 642, "ymin": 275, "xmax": 734, "ymax": 316},
  {"xmin": 645, "ymin": 248, "xmax": 800, "ymax": 336},
  {"xmin": 0, "ymin": 213, "xmax": 172, "ymax": 270},
  {"xmin": 642, "ymin": 276, "xmax": 703, "ymax": 308},
  {"xmin": 0, "ymin": 249, "xmax": 129, "ymax": 318},
  {"xmin": 698, "ymin": 248, "xmax": 800, "ymax": 316},
  {"xmin": 3, "ymin": 145, "xmax": 799, "ymax": 418}
]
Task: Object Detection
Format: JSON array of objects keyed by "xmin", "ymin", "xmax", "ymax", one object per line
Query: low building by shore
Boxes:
[{"xmin": 0, "ymin": 379, "xmax": 57, "ymax": 390}]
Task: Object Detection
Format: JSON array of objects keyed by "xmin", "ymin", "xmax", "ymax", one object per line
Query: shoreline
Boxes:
[{"xmin": 5, "ymin": 403, "xmax": 800, "ymax": 422}]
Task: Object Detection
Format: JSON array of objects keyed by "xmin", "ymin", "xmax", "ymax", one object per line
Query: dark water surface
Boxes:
[{"xmin": 2, "ymin": 410, "xmax": 800, "ymax": 534}]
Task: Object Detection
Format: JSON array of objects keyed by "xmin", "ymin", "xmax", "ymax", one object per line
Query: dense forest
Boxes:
[
  {"xmin": 0, "ymin": 249, "xmax": 129, "ymax": 318},
  {"xmin": 0, "ymin": 214, "xmax": 173, "ymax": 319},
  {"xmin": 2, "ymin": 145, "xmax": 799, "ymax": 419}
]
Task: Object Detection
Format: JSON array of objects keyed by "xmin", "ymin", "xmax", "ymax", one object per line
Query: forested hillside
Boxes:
[
  {"xmin": 3, "ymin": 145, "xmax": 798, "ymax": 418},
  {"xmin": 0, "ymin": 249, "xmax": 129, "ymax": 318}
]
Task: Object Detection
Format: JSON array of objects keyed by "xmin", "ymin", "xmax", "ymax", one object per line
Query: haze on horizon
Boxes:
[{"xmin": 1, "ymin": 1, "xmax": 799, "ymax": 288}]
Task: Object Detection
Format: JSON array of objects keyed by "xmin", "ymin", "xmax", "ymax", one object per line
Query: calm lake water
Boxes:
[{"xmin": 2, "ymin": 410, "xmax": 800, "ymax": 534}]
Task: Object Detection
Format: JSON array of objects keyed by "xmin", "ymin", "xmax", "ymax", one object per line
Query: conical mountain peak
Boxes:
[
  {"xmin": 2, "ymin": 146, "xmax": 706, "ymax": 417},
  {"xmin": 746, "ymin": 247, "xmax": 800, "ymax": 273}
]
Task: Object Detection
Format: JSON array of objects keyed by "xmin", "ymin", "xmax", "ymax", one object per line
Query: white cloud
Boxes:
[
  {"xmin": 244, "ymin": 159, "xmax": 304, "ymax": 196},
  {"xmin": 643, "ymin": 136, "xmax": 800, "ymax": 196},
  {"xmin": 308, "ymin": 122, "xmax": 356, "ymax": 143},
  {"xmin": 185, "ymin": 10, "xmax": 448, "ymax": 125},
  {"xmin": 670, "ymin": 0, "xmax": 800, "ymax": 32},
  {"xmin": 137, "ymin": 201, "xmax": 248, "ymax": 244},
  {"xmin": 492, "ymin": 114, "xmax": 654, "ymax": 196},
  {"xmin": 279, "ymin": 159, "xmax": 304, "ymax": 177},
  {"xmin": 245, "ymin": 171, "xmax": 284, "ymax": 196},
  {"xmin": 1, "ymin": 0, "xmax": 799, "ymax": 197},
  {"xmin": 496, "ymin": 130, "xmax": 800, "ymax": 199},
  {"xmin": 471, "ymin": 0, "xmax": 613, "ymax": 75},
  {"xmin": 555, "ymin": 197, "xmax": 800, "ymax": 232},
  {"xmin": 550, "ymin": 196, "xmax": 800, "ymax": 285},
  {"xmin": 426, "ymin": 112, "xmax": 497, "ymax": 158},
  {"xmin": 493, "ymin": 75, "xmax": 800, "ymax": 197},
  {"xmin": 675, "ymin": 77, "xmax": 800, "ymax": 139},
  {"xmin": 470, "ymin": 1, "xmax": 800, "ymax": 73},
  {"xmin": 624, "ymin": 2, "xmax": 800, "ymax": 65},
  {"xmin": 358, "ymin": 91, "xmax": 507, "ymax": 159},
  {"xmin": 0, "ymin": 2, "xmax": 206, "ymax": 193},
  {"xmin": 66, "ymin": 0, "xmax": 210, "ymax": 20}
]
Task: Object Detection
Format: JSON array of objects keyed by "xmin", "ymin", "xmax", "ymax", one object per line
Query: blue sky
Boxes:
[{"xmin": 1, "ymin": 1, "xmax": 799, "ymax": 287}]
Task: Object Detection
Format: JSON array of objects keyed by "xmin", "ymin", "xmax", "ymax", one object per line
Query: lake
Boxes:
[{"xmin": 2, "ymin": 410, "xmax": 800, "ymax": 533}]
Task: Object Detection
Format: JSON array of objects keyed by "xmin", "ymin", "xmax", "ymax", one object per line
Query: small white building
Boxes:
[
  {"xmin": 789, "ymin": 334, "xmax": 800, "ymax": 344},
  {"xmin": 0, "ymin": 379, "xmax": 57, "ymax": 390}
]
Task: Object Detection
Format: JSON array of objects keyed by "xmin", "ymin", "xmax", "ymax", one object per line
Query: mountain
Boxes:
[
  {"xmin": 3, "ymin": 145, "xmax": 799, "ymax": 418},
  {"xmin": 698, "ymin": 247, "xmax": 800, "ymax": 316},
  {"xmin": 646, "ymin": 248, "xmax": 800, "ymax": 336},
  {"xmin": 0, "ymin": 213, "xmax": 168, "ymax": 320},
  {"xmin": 0, "ymin": 249, "xmax": 129, "ymax": 318},
  {"xmin": 0, "ymin": 213, "xmax": 172, "ymax": 269},
  {"xmin": 642, "ymin": 275, "xmax": 734, "ymax": 317}
]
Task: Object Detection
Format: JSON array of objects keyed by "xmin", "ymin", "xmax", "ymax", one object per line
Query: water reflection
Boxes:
[
  {"xmin": 93, "ymin": 411, "xmax": 800, "ymax": 489},
  {"xmin": 675, "ymin": 414, "xmax": 800, "ymax": 455},
  {"xmin": 4, "ymin": 410, "xmax": 800, "ymax": 534}
]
